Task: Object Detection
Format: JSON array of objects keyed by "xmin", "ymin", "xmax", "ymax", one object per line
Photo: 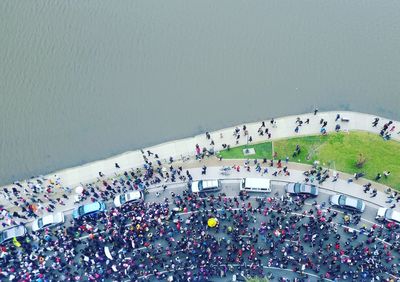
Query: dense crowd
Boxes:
[
  {"xmin": 0, "ymin": 170, "xmax": 399, "ymax": 281},
  {"xmin": 0, "ymin": 112, "xmax": 399, "ymax": 281}
]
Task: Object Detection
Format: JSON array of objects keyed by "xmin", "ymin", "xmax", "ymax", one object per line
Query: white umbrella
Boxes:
[
  {"xmin": 104, "ymin": 246, "xmax": 114, "ymax": 260},
  {"xmin": 75, "ymin": 186, "xmax": 84, "ymax": 194}
]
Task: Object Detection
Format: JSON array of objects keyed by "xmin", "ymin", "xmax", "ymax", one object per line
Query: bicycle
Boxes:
[
  {"xmin": 220, "ymin": 166, "xmax": 232, "ymax": 172},
  {"xmin": 220, "ymin": 171, "xmax": 231, "ymax": 176}
]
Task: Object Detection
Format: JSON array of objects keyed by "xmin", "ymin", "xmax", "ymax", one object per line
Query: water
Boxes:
[{"xmin": 0, "ymin": 1, "xmax": 399, "ymax": 185}]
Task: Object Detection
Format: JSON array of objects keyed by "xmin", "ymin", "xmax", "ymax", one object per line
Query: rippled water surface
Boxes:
[{"xmin": 0, "ymin": 1, "xmax": 399, "ymax": 184}]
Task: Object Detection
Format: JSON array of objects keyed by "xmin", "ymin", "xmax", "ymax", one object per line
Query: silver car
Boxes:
[
  {"xmin": 0, "ymin": 225, "xmax": 27, "ymax": 244},
  {"xmin": 285, "ymin": 182, "xmax": 318, "ymax": 197},
  {"xmin": 32, "ymin": 212, "xmax": 65, "ymax": 232},
  {"xmin": 329, "ymin": 194, "xmax": 365, "ymax": 213},
  {"xmin": 114, "ymin": 191, "xmax": 144, "ymax": 208}
]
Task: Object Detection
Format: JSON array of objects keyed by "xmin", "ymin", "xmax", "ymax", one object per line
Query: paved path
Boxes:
[
  {"xmin": 1, "ymin": 111, "xmax": 399, "ymax": 228},
  {"xmin": 5, "ymin": 161, "xmax": 399, "ymax": 229},
  {"xmin": 2, "ymin": 110, "xmax": 399, "ymax": 190}
]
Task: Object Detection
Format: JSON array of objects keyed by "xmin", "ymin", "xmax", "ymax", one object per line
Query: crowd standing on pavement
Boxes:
[
  {"xmin": 0, "ymin": 111, "xmax": 399, "ymax": 281},
  {"xmin": 0, "ymin": 164, "xmax": 399, "ymax": 281}
]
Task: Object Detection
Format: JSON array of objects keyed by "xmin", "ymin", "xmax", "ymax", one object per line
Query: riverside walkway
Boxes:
[
  {"xmin": 1, "ymin": 110, "xmax": 399, "ymax": 211},
  {"xmin": 4, "ymin": 111, "xmax": 400, "ymax": 189},
  {"xmin": 1, "ymin": 163, "xmax": 399, "ymax": 281},
  {"xmin": 0, "ymin": 111, "xmax": 399, "ymax": 281}
]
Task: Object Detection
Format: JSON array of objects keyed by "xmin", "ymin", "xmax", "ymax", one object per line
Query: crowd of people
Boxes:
[
  {"xmin": 0, "ymin": 172, "xmax": 399, "ymax": 281},
  {"xmin": 0, "ymin": 111, "xmax": 399, "ymax": 281}
]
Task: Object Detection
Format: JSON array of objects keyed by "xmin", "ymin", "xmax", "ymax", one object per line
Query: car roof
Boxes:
[
  {"xmin": 344, "ymin": 197, "xmax": 360, "ymax": 208},
  {"xmin": 299, "ymin": 183, "xmax": 310, "ymax": 192},
  {"xmin": 83, "ymin": 202, "xmax": 102, "ymax": 213},
  {"xmin": 41, "ymin": 212, "xmax": 63, "ymax": 225},
  {"xmin": 41, "ymin": 214, "xmax": 54, "ymax": 226},
  {"xmin": 191, "ymin": 180, "xmax": 219, "ymax": 192},
  {"xmin": 201, "ymin": 180, "xmax": 219, "ymax": 188},
  {"xmin": 126, "ymin": 191, "xmax": 142, "ymax": 201},
  {"xmin": 2, "ymin": 225, "xmax": 25, "ymax": 240},
  {"xmin": 244, "ymin": 178, "xmax": 270, "ymax": 189}
]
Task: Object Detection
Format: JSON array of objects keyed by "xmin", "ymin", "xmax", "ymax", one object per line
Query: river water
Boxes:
[{"xmin": 0, "ymin": 1, "xmax": 399, "ymax": 185}]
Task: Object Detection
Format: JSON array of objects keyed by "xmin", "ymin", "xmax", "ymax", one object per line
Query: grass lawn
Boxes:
[
  {"xmin": 219, "ymin": 131, "xmax": 400, "ymax": 190},
  {"xmin": 218, "ymin": 142, "xmax": 272, "ymax": 159}
]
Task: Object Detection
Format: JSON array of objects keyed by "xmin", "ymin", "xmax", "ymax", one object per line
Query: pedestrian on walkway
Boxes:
[{"xmin": 372, "ymin": 117, "xmax": 379, "ymax": 127}]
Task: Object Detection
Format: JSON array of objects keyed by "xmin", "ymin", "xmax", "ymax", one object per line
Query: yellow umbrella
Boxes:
[
  {"xmin": 12, "ymin": 237, "xmax": 21, "ymax": 248},
  {"xmin": 207, "ymin": 218, "xmax": 218, "ymax": 228}
]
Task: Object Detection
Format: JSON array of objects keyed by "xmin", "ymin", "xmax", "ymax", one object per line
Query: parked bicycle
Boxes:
[
  {"xmin": 220, "ymin": 171, "xmax": 231, "ymax": 176},
  {"xmin": 220, "ymin": 166, "xmax": 232, "ymax": 172}
]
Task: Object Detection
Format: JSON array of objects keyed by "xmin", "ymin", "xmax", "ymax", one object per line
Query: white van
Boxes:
[
  {"xmin": 190, "ymin": 180, "xmax": 221, "ymax": 193},
  {"xmin": 241, "ymin": 178, "xmax": 271, "ymax": 193}
]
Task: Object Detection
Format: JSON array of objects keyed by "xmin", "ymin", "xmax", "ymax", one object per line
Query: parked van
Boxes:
[
  {"xmin": 241, "ymin": 178, "xmax": 271, "ymax": 193},
  {"xmin": 190, "ymin": 180, "xmax": 221, "ymax": 193}
]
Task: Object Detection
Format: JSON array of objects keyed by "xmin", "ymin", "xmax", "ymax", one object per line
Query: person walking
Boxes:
[{"xmin": 372, "ymin": 118, "xmax": 379, "ymax": 127}]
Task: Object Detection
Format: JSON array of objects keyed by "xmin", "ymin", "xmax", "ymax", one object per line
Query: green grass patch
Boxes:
[
  {"xmin": 219, "ymin": 131, "xmax": 400, "ymax": 190},
  {"xmin": 218, "ymin": 142, "xmax": 272, "ymax": 159}
]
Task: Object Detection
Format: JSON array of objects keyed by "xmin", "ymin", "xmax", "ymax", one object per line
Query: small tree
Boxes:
[{"xmin": 356, "ymin": 153, "xmax": 367, "ymax": 168}]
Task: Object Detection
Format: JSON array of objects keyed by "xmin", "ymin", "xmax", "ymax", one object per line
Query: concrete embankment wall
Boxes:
[{"xmin": 4, "ymin": 111, "xmax": 399, "ymax": 189}]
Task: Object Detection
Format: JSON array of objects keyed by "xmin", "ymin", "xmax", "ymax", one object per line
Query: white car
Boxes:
[
  {"xmin": 32, "ymin": 212, "xmax": 65, "ymax": 232},
  {"xmin": 376, "ymin": 208, "xmax": 400, "ymax": 224},
  {"xmin": 190, "ymin": 180, "xmax": 221, "ymax": 194},
  {"xmin": 114, "ymin": 191, "xmax": 143, "ymax": 207}
]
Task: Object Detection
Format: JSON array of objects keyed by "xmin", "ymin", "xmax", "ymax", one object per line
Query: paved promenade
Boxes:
[
  {"xmin": 0, "ymin": 110, "xmax": 399, "ymax": 227},
  {"xmin": 0, "ymin": 110, "xmax": 399, "ymax": 282},
  {"xmin": 3, "ymin": 111, "xmax": 400, "ymax": 189}
]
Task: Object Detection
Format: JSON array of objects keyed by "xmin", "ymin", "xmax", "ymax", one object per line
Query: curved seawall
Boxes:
[{"xmin": 3, "ymin": 111, "xmax": 399, "ymax": 189}]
